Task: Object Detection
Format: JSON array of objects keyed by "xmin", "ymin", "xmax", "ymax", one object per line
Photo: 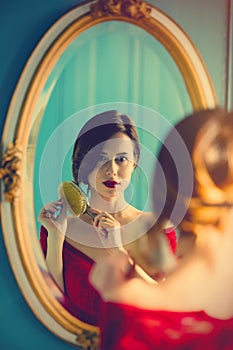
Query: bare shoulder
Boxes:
[
  {"xmin": 122, "ymin": 210, "xmax": 156, "ymax": 244},
  {"xmin": 140, "ymin": 211, "xmax": 156, "ymax": 221},
  {"xmin": 138, "ymin": 211, "xmax": 157, "ymax": 229}
]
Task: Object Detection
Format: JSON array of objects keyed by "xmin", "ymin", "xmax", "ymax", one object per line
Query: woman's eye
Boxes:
[
  {"xmin": 116, "ymin": 156, "xmax": 128, "ymax": 163},
  {"xmin": 98, "ymin": 155, "xmax": 108, "ymax": 162}
]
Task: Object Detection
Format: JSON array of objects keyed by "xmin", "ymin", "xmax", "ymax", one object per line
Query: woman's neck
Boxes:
[{"xmin": 89, "ymin": 191, "xmax": 129, "ymax": 216}]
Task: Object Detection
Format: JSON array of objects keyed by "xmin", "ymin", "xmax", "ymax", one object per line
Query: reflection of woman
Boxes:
[
  {"xmin": 90, "ymin": 108, "xmax": 233, "ymax": 348},
  {"xmin": 38, "ymin": 110, "xmax": 176, "ymax": 326}
]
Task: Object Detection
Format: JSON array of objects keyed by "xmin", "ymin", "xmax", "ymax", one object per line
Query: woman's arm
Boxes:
[
  {"xmin": 46, "ymin": 229, "xmax": 65, "ymax": 291},
  {"xmin": 89, "ymin": 246, "xmax": 209, "ymax": 312},
  {"xmin": 38, "ymin": 199, "xmax": 67, "ymax": 291}
]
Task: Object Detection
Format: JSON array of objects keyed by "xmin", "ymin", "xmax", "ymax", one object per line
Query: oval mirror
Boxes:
[{"xmin": 1, "ymin": 0, "xmax": 217, "ymax": 349}]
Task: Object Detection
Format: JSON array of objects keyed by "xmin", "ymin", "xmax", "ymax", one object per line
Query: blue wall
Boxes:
[
  {"xmin": 0, "ymin": 2, "xmax": 83, "ymax": 349},
  {"xmin": 0, "ymin": 0, "xmax": 229, "ymax": 349}
]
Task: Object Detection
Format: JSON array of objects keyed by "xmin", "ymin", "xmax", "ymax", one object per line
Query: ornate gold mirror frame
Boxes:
[{"xmin": 0, "ymin": 0, "xmax": 217, "ymax": 349}]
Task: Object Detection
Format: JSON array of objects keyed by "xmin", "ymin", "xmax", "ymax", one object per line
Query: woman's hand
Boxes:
[
  {"xmin": 90, "ymin": 209, "xmax": 123, "ymax": 249},
  {"xmin": 38, "ymin": 198, "xmax": 67, "ymax": 238}
]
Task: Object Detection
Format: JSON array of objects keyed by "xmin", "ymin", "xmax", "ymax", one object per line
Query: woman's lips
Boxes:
[{"xmin": 103, "ymin": 180, "xmax": 120, "ymax": 188}]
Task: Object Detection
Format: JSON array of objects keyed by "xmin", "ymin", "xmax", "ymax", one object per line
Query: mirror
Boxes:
[{"xmin": 1, "ymin": 0, "xmax": 217, "ymax": 348}]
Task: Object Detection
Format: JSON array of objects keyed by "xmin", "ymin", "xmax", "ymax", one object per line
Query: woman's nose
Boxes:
[{"xmin": 106, "ymin": 159, "xmax": 117, "ymax": 176}]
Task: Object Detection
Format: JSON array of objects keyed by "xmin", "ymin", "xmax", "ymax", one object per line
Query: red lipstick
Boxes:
[{"xmin": 103, "ymin": 180, "xmax": 120, "ymax": 188}]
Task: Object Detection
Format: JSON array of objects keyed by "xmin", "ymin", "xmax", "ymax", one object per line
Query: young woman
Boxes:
[
  {"xmin": 90, "ymin": 108, "xmax": 233, "ymax": 348},
  {"xmin": 38, "ymin": 110, "xmax": 177, "ymax": 326}
]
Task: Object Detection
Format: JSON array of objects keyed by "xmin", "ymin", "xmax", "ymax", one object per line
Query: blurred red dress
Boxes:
[
  {"xmin": 100, "ymin": 302, "xmax": 233, "ymax": 350},
  {"xmin": 40, "ymin": 225, "xmax": 177, "ymax": 326}
]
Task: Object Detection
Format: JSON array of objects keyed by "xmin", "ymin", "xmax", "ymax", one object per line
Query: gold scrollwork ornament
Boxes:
[
  {"xmin": 0, "ymin": 142, "xmax": 22, "ymax": 203},
  {"xmin": 76, "ymin": 329, "xmax": 100, "ymax": 350},
  {"xmin": 90, "ymin": 0, "xmax": 151, "ymax": 19}
]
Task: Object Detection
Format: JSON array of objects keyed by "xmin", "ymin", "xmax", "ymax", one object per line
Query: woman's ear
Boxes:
[{"xmin": 133, "ymin": 161, "xmax": 137, "ymax": 169}]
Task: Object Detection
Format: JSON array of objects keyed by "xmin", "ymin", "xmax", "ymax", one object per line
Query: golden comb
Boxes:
[{"xmin": 58, "ymin": 181, "xmax": 95, "ymax": 218}]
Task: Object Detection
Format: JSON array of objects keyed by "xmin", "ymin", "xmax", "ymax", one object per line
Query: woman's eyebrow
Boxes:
[
  {"xmin": 100, "ymin": 152, "xmax": 129, "ymax": 155},
  {"xmin": 116, "ymin": 152, "xmax": 129, "ymax": 156}
]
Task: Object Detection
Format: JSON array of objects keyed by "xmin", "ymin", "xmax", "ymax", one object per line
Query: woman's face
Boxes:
[{"xmin": 87, "ymin": 132, "xmax": 137, "ymax": 201}]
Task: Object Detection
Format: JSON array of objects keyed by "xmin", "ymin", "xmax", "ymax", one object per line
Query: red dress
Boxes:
[
  {"xmin": 100, "ymin": 302, "xmax": 233, "ymax": 350},
  {"xmin": 40, "ymin": 226, "xmax": 177, "ymax": 326},
  {"xmin": 40, "ymin": 225, "xmax": 103, "ymax": 325}
]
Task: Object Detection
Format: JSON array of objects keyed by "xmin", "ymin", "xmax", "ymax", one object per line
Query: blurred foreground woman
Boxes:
[{"xmin": 90, "ymin": 108, "xmax": 233, "ymax": 349}]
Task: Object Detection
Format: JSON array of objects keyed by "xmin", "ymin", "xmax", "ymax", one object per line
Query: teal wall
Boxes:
[
  {"xmin": 0, "ymin": 0, "xmax": 230, "ymax": 349},
  {"xmin": 0, "ymin": 2, "xmax": 84, "ymax": 349}
]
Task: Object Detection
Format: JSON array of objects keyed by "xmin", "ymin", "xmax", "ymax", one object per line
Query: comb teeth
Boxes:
[{"xmin": 58, "ymin": 181, "xmax": 87, "ymax": 216}]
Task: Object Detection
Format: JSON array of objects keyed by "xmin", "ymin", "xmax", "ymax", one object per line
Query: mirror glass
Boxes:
[{"xmin": 27, "ymin": 20, "xmax": 193, "ymax": 329}]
